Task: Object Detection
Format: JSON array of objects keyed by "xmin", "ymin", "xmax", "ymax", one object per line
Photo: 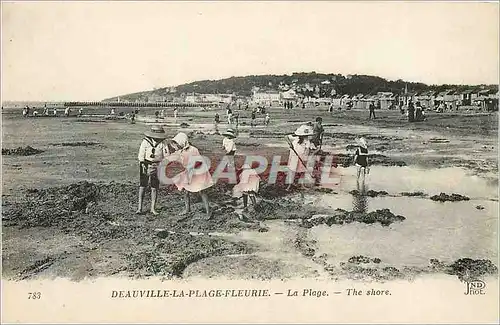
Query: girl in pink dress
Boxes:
[
  {"xmin": 168, "ymin": 132, "xmax": 214, "ymax": 218},
  {"xmin": 233, "ymin": 164, "xmax": 260, "ymax": 211}
]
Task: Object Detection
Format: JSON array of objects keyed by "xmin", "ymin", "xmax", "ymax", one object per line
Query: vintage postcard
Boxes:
[{"xmin": 1, "ymin": 1, "xmax": 499, "ymax": 323}]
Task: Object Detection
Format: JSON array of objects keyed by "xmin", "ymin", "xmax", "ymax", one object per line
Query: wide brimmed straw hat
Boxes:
[
  {"xmin": 172, "ymin": 132, "xmax": 189, "ymax": 149},
  {"xmin": 222, "ymin": 128, "xmax": 236, "ymax": 138},
  {"xmin": 144, "ymin": 125, "xmax": 167, "ymax": 139},
  {"xmin": 356, "ymin": 137, "xmax": 368, "ymax": 148},
  {"xmin": 294, "ymin": 125, "xmax": 313, "ymax": 136}
]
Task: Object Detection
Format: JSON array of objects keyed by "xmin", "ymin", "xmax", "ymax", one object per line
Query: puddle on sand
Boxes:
[
  {"xmin": 334, "ymin": 166, "xmax": 498, "ymax": 199},
  {"xmin": 233, "ymin": 166, "xmax": 498, "ymax": 274},
  {"xmin": 310, "ymin": 196, "xmax": 498, "ymax": 268},
  {"xmin": 310, "ymin": 166, "xmax": 498, "ymax": 268}
]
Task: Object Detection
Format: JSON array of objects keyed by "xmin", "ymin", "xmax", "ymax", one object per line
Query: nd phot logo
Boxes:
[{"xmin": 464, "ymin": 279, "xmax": 486, "ymax": 295}]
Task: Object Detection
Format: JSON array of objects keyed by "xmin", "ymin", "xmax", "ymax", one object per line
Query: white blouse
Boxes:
[{"xmin": 137, "ymin": 138, "xmax": 168, "ymax": 163}]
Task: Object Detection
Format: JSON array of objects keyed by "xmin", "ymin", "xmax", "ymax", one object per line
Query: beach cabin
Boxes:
[{"xmin": 377, "ymin": 92, "xmax": 395, "ymax": 109}]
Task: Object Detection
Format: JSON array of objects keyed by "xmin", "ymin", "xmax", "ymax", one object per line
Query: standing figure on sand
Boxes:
[
  {"xmin": 353, "ymin": 137, "xmax": 369, "ymax": 183},
  {"xmin": 222, "ymin": 128, "xmax": 237, "ymax": 170},
  {"xmin": 311, "ymin": 117, "xmax": 324, "ymax": 149},
  {"xmin": 214, "ymin": 112, "xmax": 220, "ymax": 134},
  {"xmin": 233, "ymin": 164, "xmax": 261, "ymax": 214},
  {"xmin": 168, "ymin": 132, "xmax": 214, "ymax": 219},
  {"xmin": 136, "ymin": 125, "xmax": 169, "ymax": 215},
  {"xmin": 286, "ymin": 125, "xmax": 318, "ymax": 191}
]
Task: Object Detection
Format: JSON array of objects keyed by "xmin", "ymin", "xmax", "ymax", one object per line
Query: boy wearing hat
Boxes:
[
  {"xmin": 137, "ymin": 125, "xmax": 168, "ymax": 215},
  {"xmin": 222, "ymin": 129, "xmax": 237, "ymax": 156}
]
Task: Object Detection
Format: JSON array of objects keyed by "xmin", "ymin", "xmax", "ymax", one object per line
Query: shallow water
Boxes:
[
  {"xmin": 239, "ymin": 166, "xmax": 498, "ymax": 270},
  {"xmin": 333, "ymin": 166, "xmax": 498, "ymax": 199},
  {"xmin": 310, "ymin": 196, "xmax": 498, "ymax": 267}
]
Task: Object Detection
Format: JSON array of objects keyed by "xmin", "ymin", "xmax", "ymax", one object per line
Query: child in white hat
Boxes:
[
  {"xmin": 168, "ymin": 132, "xmax": 214, "ymax": 218},
  {"xmin": 137, "ymin": 125, "xmax": 169, "ymax": 215},
  {"xmin": 286, "ymin": 124, "xmax": 318, "ymax": 191},
  {"xmin": 353, "ymin": 137, "xmax": 369, "ymax": 182},
  {"xmin": 222, "ymin": 129, "xmax": 237, "ymax": 155},
  {"xmin": 233, "ymin": 164, "xmax": 260, "ymax": 211}
]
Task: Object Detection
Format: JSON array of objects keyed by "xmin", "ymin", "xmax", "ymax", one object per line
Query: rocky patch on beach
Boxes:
[
  {"xmin": 348, "ymin": 255, "xmax": 382, "ymax": 264},
  {"xmin": 430, "ymin": 192, "xmax": 470, "ymax": 202},
  {"xmin": 2, "ymin": 146, "xmax": 44, "ymax": 156},
  {"xmin": 301, "ymin": 208, "xmax": 406, "ymax": 228},
  {"xmin": 321, "ymin": 257, "xmax": 498, "ymax": 282},
  {"xmin": 447, "ymin": 258, "xmax": 498, "ymax": 281},
  {"xmin": 49, "ymin": 141, "xmax": 101, "ymax": 147},
  {"xmin": 2, "ymin": 181, "xmax": 257, "ymax": 279},
  {"xmin": 401, "ymin": 191, "xmax": 427, "ymax": 197},
  {"xmin": 349, "ymin": 189, "xmax": 389, "ymax": 197}
]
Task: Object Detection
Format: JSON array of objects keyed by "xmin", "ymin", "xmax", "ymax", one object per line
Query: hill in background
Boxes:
[{"xmin": 103, "ymin": 72, "xmax": 498, "ymax": 102}]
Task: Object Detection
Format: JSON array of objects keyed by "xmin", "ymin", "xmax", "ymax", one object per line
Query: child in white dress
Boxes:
[
  {"xmin": 233, "ymin": 164, "xmax": 260, "ymax": 211},
  {"xmin": 168, "ymin": 132, "xmax": 214, "ymax": 219}
]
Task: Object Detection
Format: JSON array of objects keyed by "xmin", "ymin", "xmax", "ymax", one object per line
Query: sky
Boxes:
[{"xmin": 1, "ymin": 1, "xmax": 499, "ymax": 101}]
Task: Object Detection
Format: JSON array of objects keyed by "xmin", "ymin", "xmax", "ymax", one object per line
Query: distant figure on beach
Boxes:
[
  {"xmin": 214, "ymin": 112, "xmax": 220, "ymax": 133},
  {"xmin": 136, "ymin": 125, "xmax": 168, "ymax": 215},
  {"xmin": 311, "ymin": 117, "xmax": 324, "ymax": 148},
  {"xmin": 110, "ymin": 108, "xmax": 116, "ymax": 115},
  {"xmin": 173, "ymin": 107, "xmax": 178, "ymax": 120},
  {"xmin": 415, "ymin": 102, "xmax": 426, "ymax": 122},
  {"xmin": 250, "ymin": 109, "xmax": 256, "ymax": 127},
  {"xmin": 265, "ymin": 113, "xmax": 270, "ymax": 126},
  {"xmin": 227, "ymin": 107, "xmax": 233, "ymax": 124},
  {"xmin": 407, "ymin": 101, "xmax": 415, "ymax": 122},
  {"xmin": 353, "ymin": 137, "xmax": 369, "ymax": 183},
  {"xmin": 369, "ymin": 102, "xmax": 376, "ymax": 119},
  {"xmin": 53, "ymin": 108, "xmax": 58, "ymax": 116},
  {"xmin": 33, "ymin": 109, "xmax": 39, "ymax": 116},
  {"xmin": 22, "ymin": 106, "xmax": 28, "ymax": 117},
  {"xmin": 64, "ymin": 107, "xmax": 70, "ymax": 117},
  {"xmin": 328, "ymin": 102, "xmax": 334, "ymax": 113},
  {"xmin": 43, "ymin": 105, "xmax": 49, "ymax": 116},
  {"xmin": 233, "ymin": 112, "xmax": 240, "ymax": 127},
  {"xmin": 78, "ymin": 107, "xmax": 83, "ymax": 117}
]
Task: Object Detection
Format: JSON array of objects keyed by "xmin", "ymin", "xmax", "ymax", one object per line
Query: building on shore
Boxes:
[{"xmin": 252, "ymin": 90, "xmax": 280, "ymax": 106}]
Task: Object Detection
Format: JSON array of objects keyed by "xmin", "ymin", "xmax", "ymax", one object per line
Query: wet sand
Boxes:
[{"xmin": 1, "ymin": 107, "xmax": 498, "ymax": 282}]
